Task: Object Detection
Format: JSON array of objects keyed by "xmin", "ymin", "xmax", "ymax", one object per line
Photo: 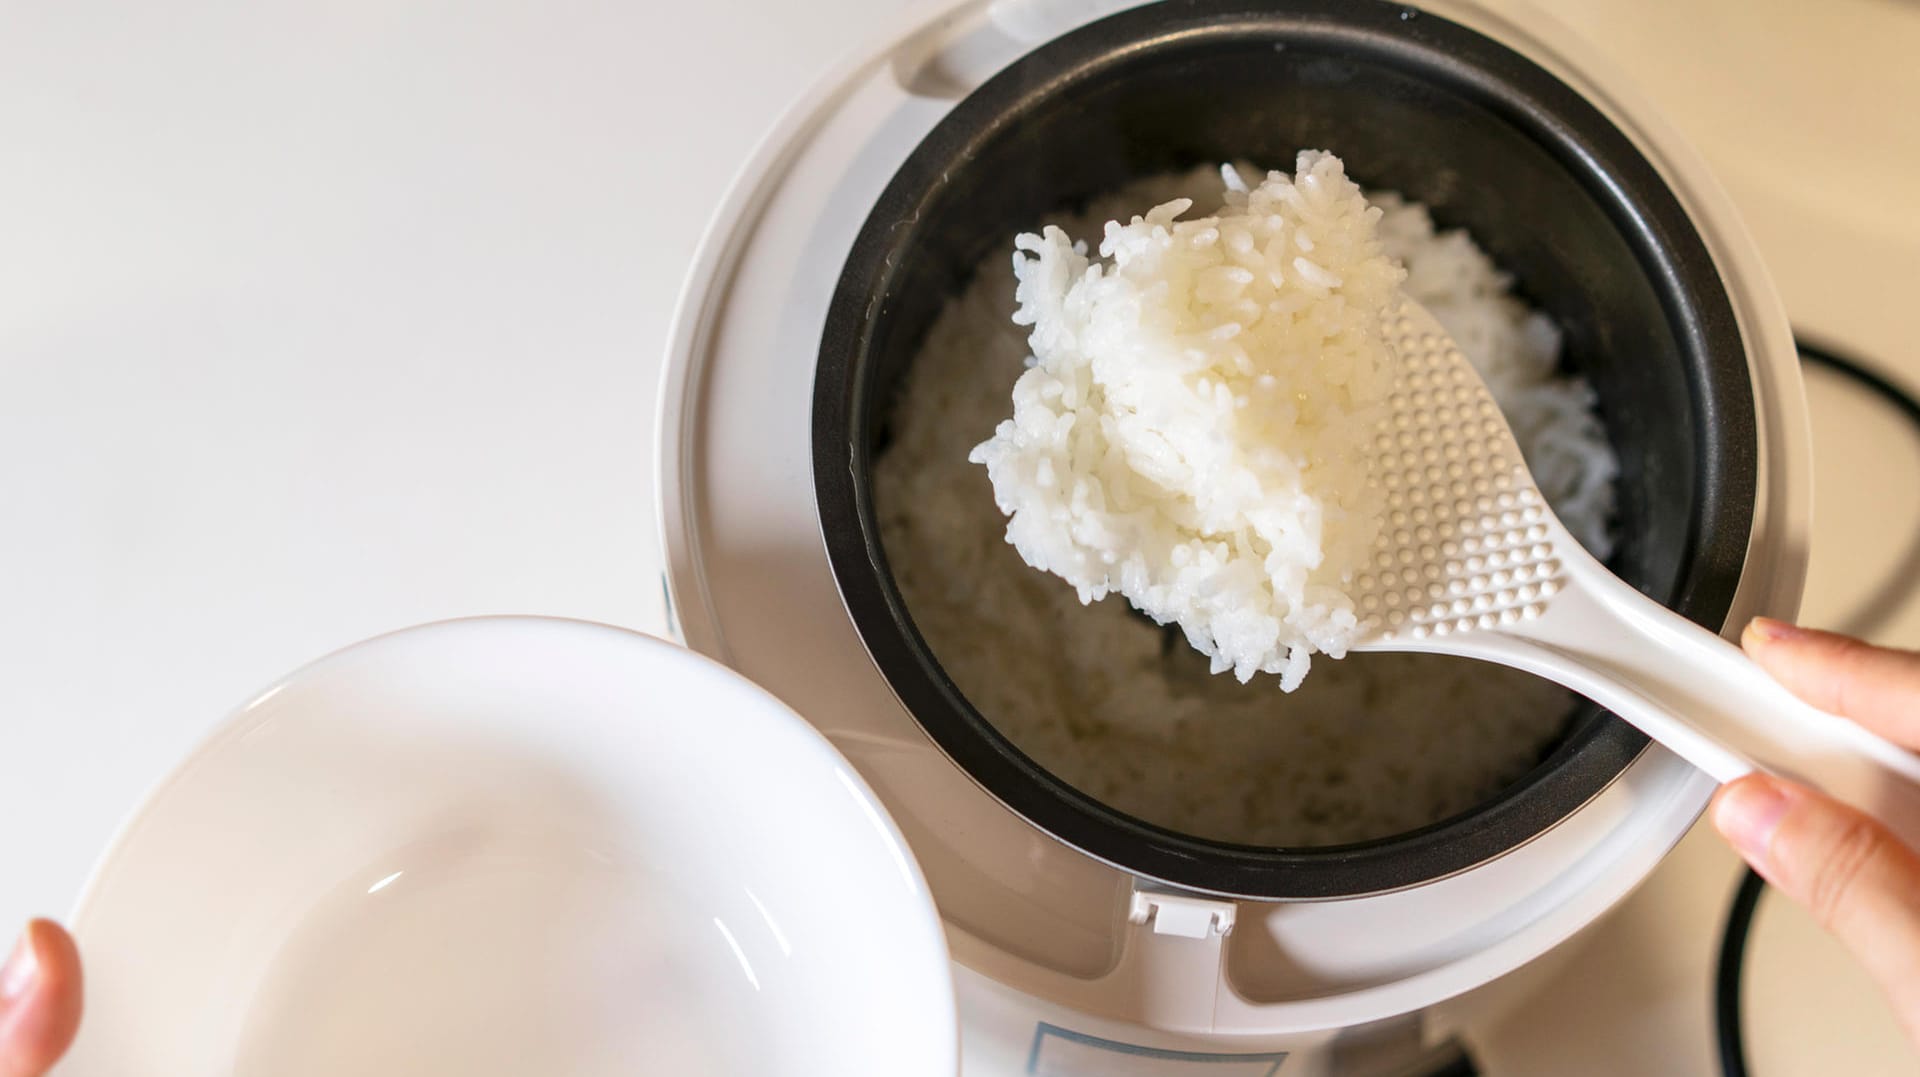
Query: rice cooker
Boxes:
[{"xmin": 655, "ymin": 0, "xmax": 1812, "ymax": 1072}]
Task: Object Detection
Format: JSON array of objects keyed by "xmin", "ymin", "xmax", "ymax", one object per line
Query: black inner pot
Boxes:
[{"xmin": 814, "ymin": 0, "xmax": 1756, "ymax": 899}]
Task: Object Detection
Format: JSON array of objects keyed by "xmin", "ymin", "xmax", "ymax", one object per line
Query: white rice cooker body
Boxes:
[{"xmin": 655, "ymin": 0, "xmax": 1810, "ymax": 1071}]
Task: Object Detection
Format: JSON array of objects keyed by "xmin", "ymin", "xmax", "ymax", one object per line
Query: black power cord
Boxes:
[
  {"xmin": 1715, "ymin": 867, "xmax": 1768, "ymax": 1077},
  {"xmin": 1713, "ymin": 337, "xmax": 1920, "ymax": 1077},
  {"xmin": 1796, "ymin": 339, "xmax": 1920, "ymax": 437}
]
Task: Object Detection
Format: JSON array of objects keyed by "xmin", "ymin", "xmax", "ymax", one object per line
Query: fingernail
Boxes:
[
  {"xmin": 0, "ymin": 927, "xmax": 37, "ymax": 1004},
  {"xmin": 1746, "ymin": 617, "xmax": 1806, "ymax": 644},
  {"xmin": 1715, "ymin": 779, "xmax": 1791, "ymax": 869}
]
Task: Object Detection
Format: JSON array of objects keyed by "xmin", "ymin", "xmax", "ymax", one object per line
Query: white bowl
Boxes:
[{"xmin": 62, "ymin": 618, "xmax": 957, "ymax": 1076}]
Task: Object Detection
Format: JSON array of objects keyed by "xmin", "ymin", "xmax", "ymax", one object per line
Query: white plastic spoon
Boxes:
[{"xmin": 1357, "ymin": 300, "xmax": 1920, "ymax": 846}]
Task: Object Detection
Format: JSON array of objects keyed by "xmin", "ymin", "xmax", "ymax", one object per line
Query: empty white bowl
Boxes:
[{"xmin": 62, "ymin": 617, "xmax": 957, "ymax": 1076}]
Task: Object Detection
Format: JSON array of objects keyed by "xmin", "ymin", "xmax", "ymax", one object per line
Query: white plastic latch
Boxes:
[{"xmin": 1127, "ymin": 887, "xmax": 1236, "ymax": 939}]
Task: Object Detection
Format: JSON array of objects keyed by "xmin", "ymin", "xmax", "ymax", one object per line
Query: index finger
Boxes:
[{"xmin": 1743, "ymin": 618, "xmax": 1920, "ymax": 750}]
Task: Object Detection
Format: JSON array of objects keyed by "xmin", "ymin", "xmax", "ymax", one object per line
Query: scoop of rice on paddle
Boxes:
[{"xmin": 970, "ymin": 151, "xmax": 1404, "ymax": 690}]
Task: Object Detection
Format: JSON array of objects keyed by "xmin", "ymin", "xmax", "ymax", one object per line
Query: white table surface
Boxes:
[{"xmin": 4, "ymin": 0, "xmax": 1918, "ymax": 1073}]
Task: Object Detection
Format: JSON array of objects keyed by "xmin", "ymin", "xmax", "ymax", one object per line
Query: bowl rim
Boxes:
[{"xmin": 64, "ymin": 616, "xmax": 961, "ymax": 1073}]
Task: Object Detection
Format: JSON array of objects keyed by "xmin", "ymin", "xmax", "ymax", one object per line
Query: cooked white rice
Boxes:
[
  {"xmin": 874, "ymin": 163, "xmax": 1618, "ymax": 846},
  {"xmin": 970, "ymin": 153, "xmax": 1404, "ymax": 691}
]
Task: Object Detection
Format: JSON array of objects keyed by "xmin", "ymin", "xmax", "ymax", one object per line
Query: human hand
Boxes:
[
  {"xmin": 1712, "ymin": 617, "xmax": 1920, "ymax": 1046},
  {"xmin": 0, "ymin": 920, "xmax": 82, "ymax": 1077}
]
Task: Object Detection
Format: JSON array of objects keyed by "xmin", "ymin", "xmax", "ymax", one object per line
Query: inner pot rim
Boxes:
[{"xmin": 812, "ymin": 0, "xmax": 1758, "ymax": 901}]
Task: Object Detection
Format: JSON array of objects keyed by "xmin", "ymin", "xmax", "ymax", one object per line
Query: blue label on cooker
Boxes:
[{"xmin": 1027, "ymin": 1023, "xmax": 1288, "ymax": 1076}]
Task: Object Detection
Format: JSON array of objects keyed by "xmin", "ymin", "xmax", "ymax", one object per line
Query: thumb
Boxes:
[
  {"xmin": 1714, "ymin": 772, "xmax": 1920, "ymax": 1041},
  {"xmin": 0, "ymin": 920, "xmax": 82, "ymax": 1077}
]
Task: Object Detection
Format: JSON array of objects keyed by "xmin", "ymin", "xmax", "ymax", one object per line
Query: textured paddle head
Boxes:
[{"xmin": 1352, "ymin": 301, "xmax": 1571, "ymax": 646}]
